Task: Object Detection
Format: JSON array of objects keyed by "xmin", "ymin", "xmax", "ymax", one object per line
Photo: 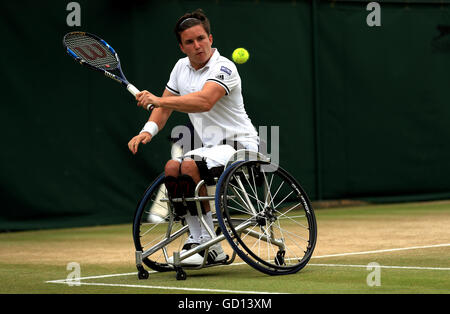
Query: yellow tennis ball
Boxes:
[{"xmin": 232, "ymin": 48, "xmax": 249, "ymax": 64}]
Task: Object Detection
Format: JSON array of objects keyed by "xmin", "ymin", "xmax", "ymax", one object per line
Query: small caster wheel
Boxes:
[
  {"xmin": 176, "ymin": 268, "xmax": 187, "ymax": 281},
  {"xmin": 137, "ymin": 266, "xmax": 149, "ymax": 280},
  {"xmin": 275, "ymin": 250, "xmax": 285, "ymax": 266}
]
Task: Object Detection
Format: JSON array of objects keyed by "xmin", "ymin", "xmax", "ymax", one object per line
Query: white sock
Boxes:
[
  {"xmin": 183, "ymin": 213, "xmax": 202, "ymax": 243},
  {"xmin": 200, "ymin": 211, "xmax": 215, "ymax": 240}
]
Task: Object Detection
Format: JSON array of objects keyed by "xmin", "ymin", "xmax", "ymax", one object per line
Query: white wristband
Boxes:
[{"xmin": 140, "ymin": 121, "xmax": 159, "ymax": 137}]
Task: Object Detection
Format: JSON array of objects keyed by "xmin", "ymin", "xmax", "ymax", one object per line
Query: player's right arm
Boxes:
[{"xmin": 128, "ymin": 89, "xmax": 176, "ymax": 155}]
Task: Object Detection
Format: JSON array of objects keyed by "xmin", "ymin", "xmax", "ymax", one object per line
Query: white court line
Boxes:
[
  {"xmin": 46, "ymin": 279, "xmax": 287, "ymax": 294},
  {"xmin": 45, "ymin": 243, "xmax": 450, "ymax": 292},
  {"xmin": 309, "ymin": 264, "xmax": 450, "ymax": 271},
  {"xmin": 46, "ymin": 268, "xmax": 287, "ymax": 294},
  {"xmin": 46, "ymin": 272, "xmax": 138, "ymax": 283},
  {"xmin": 311, "ymin": 243, "xmax": 450, "ymax": 259}
]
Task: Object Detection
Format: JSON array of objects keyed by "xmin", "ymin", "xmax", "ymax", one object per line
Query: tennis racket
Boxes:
[{"xmin": 63, "ymin": 31, "xmax": 154, "ymax": 111}]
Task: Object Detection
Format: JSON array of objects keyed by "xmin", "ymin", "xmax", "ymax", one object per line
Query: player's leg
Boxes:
[
  {"xmin": 164, "ymin": 160, "xmax": 185, "ymax": 216},
  {"xmin": 165, "ymin": 159, "xmax": 205, "ymax": 265},
  {"xmin": 165, "ymin": 159, "xmax": 201, "ymax": 245},
  {"xmin": 179, "ymin": 158, "xmax": 210, "ymax": 212},
  {"xmin": 180, "ymin": 158, "xmax": 226, "ymax": 263}
]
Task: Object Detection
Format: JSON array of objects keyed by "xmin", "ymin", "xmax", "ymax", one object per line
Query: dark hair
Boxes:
[{"xmin": 174, "ymin": 9, "xmax": 211, "ymax": 44}]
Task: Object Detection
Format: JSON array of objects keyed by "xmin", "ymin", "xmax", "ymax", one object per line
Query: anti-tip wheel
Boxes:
[
  {"xmin": 137, "ymin": 266, "xmax": 149, "ymax": 280},
  {"xmin": 176, "ymin": 268, "xmax": 187, "ymax": 281}
]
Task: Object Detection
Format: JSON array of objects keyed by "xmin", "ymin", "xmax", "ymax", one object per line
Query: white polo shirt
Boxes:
[{"xmin": 166, "ymin": 49, "xmax": 259, "ymax": 150}]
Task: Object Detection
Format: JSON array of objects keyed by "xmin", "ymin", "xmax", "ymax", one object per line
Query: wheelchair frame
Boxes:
[{"xmin": 133, "ymin": 150, "xmax": 317, "ymax": 280}]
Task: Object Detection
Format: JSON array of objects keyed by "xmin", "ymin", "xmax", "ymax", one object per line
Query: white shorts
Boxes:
[{"xmin": 172, "ymin": 141, "xmax": 258, "ymax": 169}]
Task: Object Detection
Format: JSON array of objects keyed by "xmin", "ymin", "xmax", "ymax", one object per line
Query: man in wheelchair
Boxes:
[{"xmin": 127, "ymin": 9, "xmax": 259, "ymax": 266}]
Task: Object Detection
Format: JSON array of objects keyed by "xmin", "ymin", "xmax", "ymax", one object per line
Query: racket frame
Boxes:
[{"xmin": 63, "ymin": 31, "xmax": 145, "ymax": 102}]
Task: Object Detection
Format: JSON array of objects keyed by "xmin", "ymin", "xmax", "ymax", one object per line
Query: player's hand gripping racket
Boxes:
[{"xmin": 63, "ymin": 31, "xmax": 154, "ymax": 111}]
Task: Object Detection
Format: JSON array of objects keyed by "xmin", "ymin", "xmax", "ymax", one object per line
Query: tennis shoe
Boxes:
[
  {"xmin": 167, "ymin": 241, "xmax": 204, "ymax": 265},
  {"xmin": 199, "ymin": 235, "xmax": 227, "ymax": 263},
  {"xmin": 167, "ymin": 236, "xmax": 227, "ymax": 265}
]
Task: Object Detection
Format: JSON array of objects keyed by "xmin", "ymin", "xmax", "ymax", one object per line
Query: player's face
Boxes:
[{"xmin": 179, "ymin": 24, "xmax": 213, "ymax": 70}]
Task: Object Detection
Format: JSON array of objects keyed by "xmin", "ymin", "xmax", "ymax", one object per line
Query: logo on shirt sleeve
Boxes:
[{"xmin": 220, "ymin": 66, "xmax": 232, "ymax": 75}]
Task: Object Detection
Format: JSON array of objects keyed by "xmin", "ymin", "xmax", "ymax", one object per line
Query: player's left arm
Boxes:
[{"xmin": 136, "ymin": 82, "xmax": 226, "ymax": 113}]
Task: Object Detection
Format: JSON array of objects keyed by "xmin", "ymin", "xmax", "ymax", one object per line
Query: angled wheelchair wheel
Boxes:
[
  {"xmin": 215, "ymin": 160, "xmax": 317, "ymax": 275},
  {"xmin": 132, "ymin": 173, "xmax": 189, "ymax": 272}
]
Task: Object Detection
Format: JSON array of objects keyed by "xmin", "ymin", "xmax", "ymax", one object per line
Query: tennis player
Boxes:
[{"xmin": 128, "ymin": 9, "xmax": 259, "ymax": 265}]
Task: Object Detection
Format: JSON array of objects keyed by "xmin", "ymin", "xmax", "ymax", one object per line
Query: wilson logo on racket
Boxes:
[
  {"xmin": 74, "ymin": 43, "xmax": 107, "ymax": 61},
  {"xmin": 104, "ymin": 71, "xmax": 122, "ymax": 83}
]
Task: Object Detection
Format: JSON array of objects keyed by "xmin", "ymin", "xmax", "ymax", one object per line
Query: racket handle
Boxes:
[
  {"xmin": 127, "ymin": 84, "xmax": 140, "ymax": 96},
  {"xmin": 127, "ymin": 84, "xmax": 155, "ymax": 111}
]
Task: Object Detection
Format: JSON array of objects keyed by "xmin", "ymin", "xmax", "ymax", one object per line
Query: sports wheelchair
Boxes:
[{"xmin": 132, "ymin": 150, "xmax": 317, "ymax": 280}]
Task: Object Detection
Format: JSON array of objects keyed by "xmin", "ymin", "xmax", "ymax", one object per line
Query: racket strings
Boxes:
[{"xmin": 64, "ymin": 34, "xmax": 119, "ymax": 70}]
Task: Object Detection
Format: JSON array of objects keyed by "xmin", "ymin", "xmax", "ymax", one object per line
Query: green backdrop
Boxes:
[{"xmin": 1, "ymin": 0, "xmax": 449, "ymax": 230}]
